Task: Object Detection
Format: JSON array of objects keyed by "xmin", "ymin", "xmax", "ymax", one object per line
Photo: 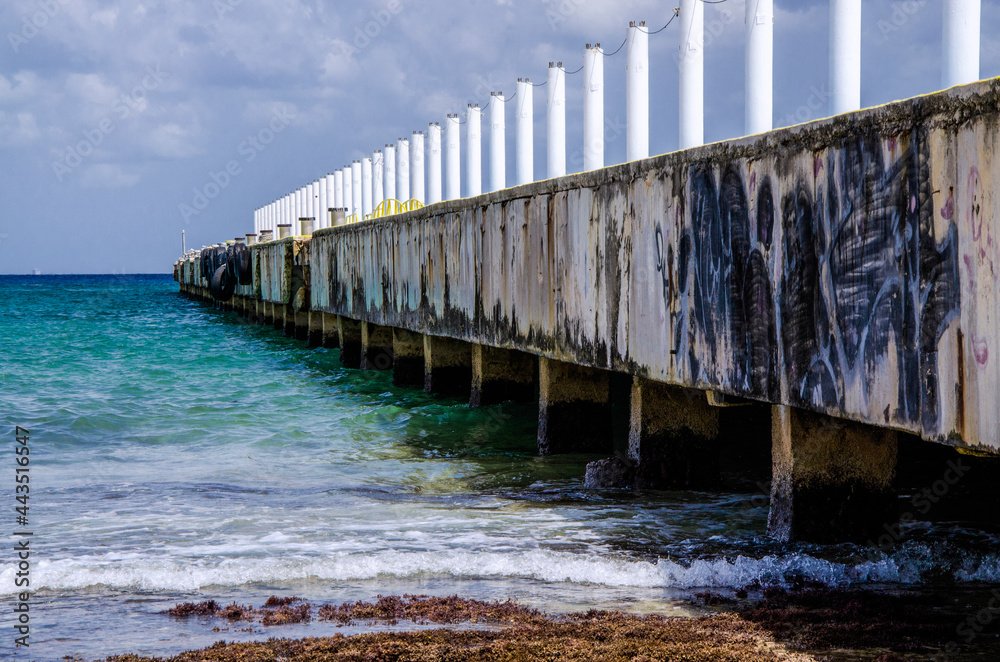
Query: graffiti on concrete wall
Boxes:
[{"xmin": 658, "ymin": 130, "xmax": 960, "ymax": 428}]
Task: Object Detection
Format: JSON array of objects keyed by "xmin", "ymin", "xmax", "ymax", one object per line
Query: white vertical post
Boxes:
[
  {"xmin": 745, "ymin": 0, "xmax": 773, "ymax": 135},
  {"xmin": 547, "ymin": 62, "xmax": 566, "ymax": 178},
  {"xmin": 830, "ymin": 0, "xmax": 861, "ymax": 115},
  {"xmin": 384, "ymin": 143, "xmax": 396, "ymax": 202},
  {"xmin": 281, "ymin": 196, "xmax": 288, "ymax": 230},
  {"xmin": 627, "ymin": 24, "xmax": 649, "ymax": 160},
  {"xmin": 583, "ymin": 44, "xmax": 605, "ymax": 171},
  {"xmin": 490, "ymin": 93, "xmax": 506, "ymax": 191},
  {"xmin": 341, "ymin": 167, "xmax": 352, "ymax": 217},
  {"xmin": 296, "ymin": 187, "xmax": 305, "ymax": 225},
  {"xmin": 516, "ymin": 79, "xmax": 533, "ymax": 185},
  {"xmin": 397, "ymin": 138, "xmax": 410, "ymax": 202},
  {"xmin": 319, "ymin": 178, "xmax": 329, "ymax": 229},
  {"xmin": 351, "ymin": 161, "xmax": 362, "ymax": 218},
  {"xmin": 362, "ymin": 157, "xmax": 373, "ymax": 217},
  {"xmin": 372, "ymin": 150, "xmax": 384, "ymax": 210},
  {"xmin": 943, "ymin": 0, "xmax": 981, "ymax": 88},
  {"xmin": 466, "ymin": 104, "xmax": 482, "ymax": 197},
  {"xmin": 306, "ymin": 182, "xmax": 315, "ymax": 226},
  {"xmin": 411, "ymin": 131, "xmax": 426, "ymax": 204},
  {"xmin": 334, "ymin": 170, "xmax": 344, "ymax": 212},
  {"xmin": 679, "ymin": 0, "xmax": 704, "ymax": 149},
  {"xmin": 445, "ymin": 115, "xmax": 461, "ymax": 200},
  {"xmin": 429, "ymin": 124, "xmax": 443, "ymax": 204}
]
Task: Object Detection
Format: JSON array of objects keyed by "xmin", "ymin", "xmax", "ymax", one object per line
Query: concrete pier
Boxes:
[
  {"xmin": 768, "ymin": 405, "xmax": 898, "ymax": 543},
  {"xmin": 423, "ymin": 336, "xmax": 472, "ymax": 396},
  {"xmin": 538, "ymin": 358, "xmax": 611, "ymax": 456},
  {"xmin": 361, "ymin": 322, "xmax": 394, "ymax": 371},
  {"xmin": 628, "ymin": 379, "xmax": 720, "ymax": 489},
  {"xmin": 471, "ymin": 345, "xmax": 536, "ymax": 407},
  {"xmin": 338, "ymin": 317, "xmax": 362, "ymax": 369},
  {"xmin": 392, "ymin": 329, "xmax": 425, "ymax": 387},
  {"xmin": 321, "ymin": 313, "xmax": 339, "ymax": 348}
]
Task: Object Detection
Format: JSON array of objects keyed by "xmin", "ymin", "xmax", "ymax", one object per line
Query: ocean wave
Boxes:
[{"xmin": 5, "ymin": 546, "xmax": 999, "ymax": 595}]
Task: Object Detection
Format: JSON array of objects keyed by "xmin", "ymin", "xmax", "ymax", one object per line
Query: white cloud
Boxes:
[{"xmin": 79, "ymin": 163, "xmax": 141, "ymax": 188}]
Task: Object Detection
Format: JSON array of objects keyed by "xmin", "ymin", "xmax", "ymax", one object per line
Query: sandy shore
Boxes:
[{"xmin": 97, "ymin": 591, "xmax": 1000, "ymax": 661}]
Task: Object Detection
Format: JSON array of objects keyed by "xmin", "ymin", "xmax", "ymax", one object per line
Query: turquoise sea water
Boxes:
[{"xmin": 2, "ymin": 274, "xmax": 1000, "ymax": 661}]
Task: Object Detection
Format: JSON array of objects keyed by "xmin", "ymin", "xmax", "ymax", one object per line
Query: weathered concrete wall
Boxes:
[
  {"xmin": 308, "ymin": 78, "xmax": 1000, "ymax": 454},
  {"xmin": 256, "ymin": 238, "xmax": 309, "ymax": 305}
]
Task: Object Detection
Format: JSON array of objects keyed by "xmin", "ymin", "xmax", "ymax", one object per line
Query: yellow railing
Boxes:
[{"xmin": 345, "ymin": 199, "xmax": 424, "ymax": 224}]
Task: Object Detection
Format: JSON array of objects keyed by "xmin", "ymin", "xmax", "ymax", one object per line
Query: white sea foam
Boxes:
[{"xmin": 0, "ymin": 547, "xmax": 971, "ymax": 595}]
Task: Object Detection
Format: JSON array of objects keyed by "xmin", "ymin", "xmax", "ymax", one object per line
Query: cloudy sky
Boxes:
[{"xmin": 1, "ymin": 0, "xmax": 998, "ymax": 274}]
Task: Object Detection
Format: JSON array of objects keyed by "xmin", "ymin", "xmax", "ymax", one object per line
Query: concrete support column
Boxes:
[
  {"xmin": 397, "ymin": 138, "xmax": 410, "ymax": 202},
  {"xmin": 628, "ymin": 379, "xmax": 720, "ymax": 489},
  {"xmin": 445, "ymin": 115, "xmax": 461, "ymax": 201},
  {"xmin": 392, "ymin": 328, "xmax": 425, "ymax": 386},
  {"xmin": 583, "ymin": 44, "xmax": 604, "ymax": 171},
  {"xmin": 679, "ymin": 0, "xmax": 704, "ymax": 149},
  {"xmin": 471, "ymin": 345, "xmax": 536, "ymax": 407},
  {"xmin": 307, "ymin": 311, "xmax": 323, "ymax": 348},
  {"xmin": 338, "ymin": 317, "xmax": 362, "ymax": 369},
  {"xmin": 424, "ymin": 335, "xmax": 472, "ymax": 396},
  {"xmin": 830, "ymin": 0, "xmax": 861, "ymax": 115},
  {"xmin": 515, "ymin": 79, "xmax": 533, "ymax": 186},
  {"xmin": 943, "ymin": 0, "xmax": 981, "ymax": 89},
  {"xmin": 489, "ymin": 93, "xmax": 505, "ymax": 192},
  {"xmin": 626, "ymin": 23, "xmax": 649, "ymax": 161},
  {"xmin": 361, "ymin": 322, "xmax": 394, "ymax": 371},
  {"xmin": 745, "ymin": 0, "xmax": 773, "ymax": 135},
  {"xmin": 321, "ymin": 313, "xmax": 339, "ymax": 348},
  {"xmin": 272, "ymin": 302, "xmax": 285, "ymax": 330},
  {"xmin": 411, "ymin": 130, "xmax": 425, "ymax": 205},
  {"xmin": 767, "ymin": 405, "xmax": 898, "ymax": 544},
  {"xmin": 538, "ymin": 357, "xmax": 612, "ymax": 455},
  {"xmin": 547, "ymin": 63, "xmax": 566, "ymax": 178},
  {"xmin": 262, "ymin": 301, "xmax": 274, "ymax": 326},
  {"xmin": 428, "ymin": 123, "xmax": 443, "ymax": 204},
  {"xmin": 466, "ymin": 104, "xmax": 482, "ymax": 197},
  {"xmin": 291, "ymin": 306, "xmax": 307, "ymax": 340}
]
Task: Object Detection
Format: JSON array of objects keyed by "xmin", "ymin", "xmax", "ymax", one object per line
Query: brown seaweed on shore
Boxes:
[{"xmin": 316, "ymin": 594, "xmax": 543, "ymax": 625}]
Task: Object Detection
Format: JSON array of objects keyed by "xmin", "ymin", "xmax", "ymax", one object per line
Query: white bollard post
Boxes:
[
  {"xmin": 445, "ymin": 115, "xmax": 461, "ymax": 200},
  {"xmin": 384, "ymin": 143, "xmax": 396, "ymax": 202},
  {"xmin": 351, "ymin": 161, "xmax": 362, "ymax": 219},
  {"xmin": 745, "ymin": 0, "xmax": 773, "ymax": 135},
  {"xmin": 372, "ymin": 149, "xmax": 384, "ymax": 210},
  {"xmin": 429, "ymin": 124, "xmax": 443, "ymax": 204},
  {"xmin": 334, "ymin": 170, "xmax": 344, "ymax": 214},
  {"xmin": 362, "ymin": 157, "xmax": 373, "ymax": 217},
  {"xmin": 342, "ymin": 166, "xmax": 353, "ymax": 217},
  {"xmin": 626, "ymin": 23, "xmax": 649, "ymax": 161},
  {"xmin": 296, "ymin": 188, "xmax": 305, "ymax": 226},
  {"xmin": 830, "ymin": 0, "xmax": 861, "ymax": 115},
  {"xmin": 317, "ymin": 178, "xmax": 328, "ymax": 229},
  {"xmin": 943, "ymin": 0, "xmax": 981, "ymax": 89},
  {"xmin": 411, "ymin": 131, "xmax": 426, "ymax": 204},
  {"xmin": 547, "ymin": 62, "xmax": 567, "ymax": 178},
  {"xmin": 466, "ymin": 104, "xmax": 482, "ymax": 197},
  {"xmin": 490, "ymin": 92, "xmax": 506, "ymax": 191},
  {"xmin": 679, "ymin": 0, "xmax": 704, "ymax": 149},
  {"xmin": 583, "ymin": 43, "xmax": 604, "ymax": 171},
  {"xmin": 307, "ymin": 182, "xmax": 315, "ymax": 227},
  {"xmin": 397, "ymin": 137, "xmax": 410, "ymax": 202},
  {"xmin": 516, "ymin": 79, "xmax": 533, "ymax": 186}
]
